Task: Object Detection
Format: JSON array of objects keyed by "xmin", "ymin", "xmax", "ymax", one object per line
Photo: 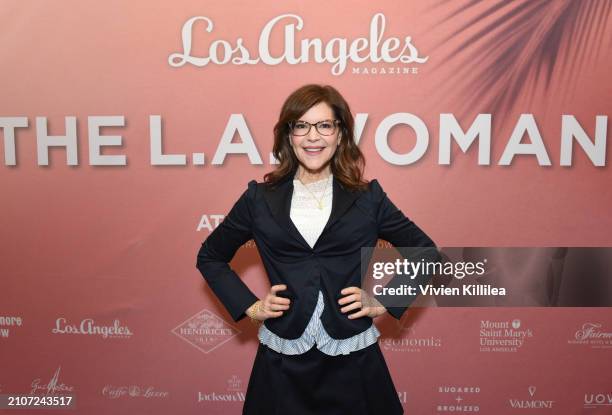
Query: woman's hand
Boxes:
[
  {"xmin": 247, "ymin": 284, "xmax": 291, "ymax": 321},
  {"xmin": 338, "ymin": 286, "xmax": 387, "ymax": 319}
]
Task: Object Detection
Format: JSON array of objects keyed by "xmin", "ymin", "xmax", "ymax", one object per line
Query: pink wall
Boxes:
[{"xmin": 1, "ymin": 1, "xmax": 611, "ymax": 413}]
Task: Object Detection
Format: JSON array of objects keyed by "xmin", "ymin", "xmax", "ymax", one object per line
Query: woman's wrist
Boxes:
[{"xmin": 246, "ymin": 300, "xmax": 263, "ymax": 324}]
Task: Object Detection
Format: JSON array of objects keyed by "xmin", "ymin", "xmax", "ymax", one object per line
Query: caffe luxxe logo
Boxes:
[{"xmin": 168, "ymin": 13, "xmax": 428, "ymax": 75}]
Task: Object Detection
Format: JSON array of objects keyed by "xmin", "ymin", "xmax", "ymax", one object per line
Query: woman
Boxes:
[{"xmin": 196, "ymin": 84, "xmax": 437, "ymax": 414}]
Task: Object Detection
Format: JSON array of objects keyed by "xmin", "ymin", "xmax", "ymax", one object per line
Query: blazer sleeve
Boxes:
[
  {"xmin": 371, "ymin": 179, "xmax": 439, "ymax": 320},
  {"xmin": 196, "ymin": 180, "xmax": 259, "ymax": 322}
]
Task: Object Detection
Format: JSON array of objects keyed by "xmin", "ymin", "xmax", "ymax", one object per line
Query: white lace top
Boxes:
[{"xmin": 257, "ymin": 174, "xmax": 380, "ymax": 355}]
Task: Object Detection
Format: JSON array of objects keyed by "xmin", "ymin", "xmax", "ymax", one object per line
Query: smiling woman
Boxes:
[
  {"xmin": 196, "ymin": 83, "xmax": 437, "ymax": 414},
  {"xmin": 264, "ymin": 84, "xmax": 370, "ymax": 193},
  {"xmin": 289, "ymin": 103, "xmax": 342, "ymax": 184}
]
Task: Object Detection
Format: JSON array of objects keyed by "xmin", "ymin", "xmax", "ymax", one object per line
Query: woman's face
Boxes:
[{"xmin": 289, "ymin": 101, "xmax": 341, "ymax": 174}]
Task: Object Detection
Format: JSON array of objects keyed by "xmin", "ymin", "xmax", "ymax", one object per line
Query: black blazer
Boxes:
[{"xmin": 196, "ymin": 174, "xmax": 437, "ymax": 339}]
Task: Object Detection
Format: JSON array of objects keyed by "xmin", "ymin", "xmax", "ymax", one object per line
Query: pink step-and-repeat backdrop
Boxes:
[{"xmin": 2, "ymin": 1, "xmax": 611, "ymax": 414}]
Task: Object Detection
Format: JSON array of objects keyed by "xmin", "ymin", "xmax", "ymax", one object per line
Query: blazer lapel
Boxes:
[{"xmin": 263, "ymin": 174, "xmax": 361, "ymax": 250}]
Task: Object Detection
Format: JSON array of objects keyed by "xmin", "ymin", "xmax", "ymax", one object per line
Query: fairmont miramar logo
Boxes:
[
  {"xmin": 169, "ymin": 13, "xmax": 428, "ymax": 75},
  {"xmin": 568, "ymin": 322, "xmax": 612, "ymax": 349}
]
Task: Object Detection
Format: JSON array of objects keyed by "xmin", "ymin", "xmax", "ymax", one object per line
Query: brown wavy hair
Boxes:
[{"xmin": 263, "ymin": 84, "xmax": 369, "ymax": 192}]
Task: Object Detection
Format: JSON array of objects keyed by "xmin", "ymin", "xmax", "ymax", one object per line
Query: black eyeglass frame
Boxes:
[{"xmin": 288, "ymin": 119, "xmax": 341, "ymax": 136}]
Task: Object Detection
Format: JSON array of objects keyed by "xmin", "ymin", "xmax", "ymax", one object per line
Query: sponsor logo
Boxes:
[
  {"xmin": 30, "ymin": 366, "xmax": 75, "ymax": 396},
  {"xmin": 380, "ymin": 322, "xmax": 442, "ymax": 353},
  {"xmin": 102, "ymin": 385, "xmax": 169, "ymax": 399},
  {"xmin": 198, "ymin": 375, "xmax": 245, "ymax": 403},
  {"xmin": 584, "ymin": 392, "xmax": 612, "ymax": 409},
  {"xmin": 52, "ymin": 318, "xmax": 133, "ymax": 339},
  {"xmin": 172, "ymin": 309, "xmax": 240, "ymax": 354},
  {"xmin": 197, "ymin": 214, "xmax": 225, "ymax": 232},
  {"xmin": 226, "ymin": 375, "xmax": 242, "ymax": 392},
  {"xmin": 0, "ymin": 315, "xmax": 22, "ymax": 338},
  {"xmin": 169, "ymin": 13, "xmax": 427, "ymax": 76},
  {"xmin": 479, "ymin": 319, "xmax": 533, "ymax": 352},
  {"xmin": 197, "ymin": 215, "xmax": 255, "ymax": 249},
  {"xmin": 508, "ymin": 386, "xmax": 554, "ymax": 409},
  {"xmin": 568, "ymin": 322, "xmax": 612, "ymax": 349},
  {"xmin": 437, "ymin": 385, "xmax": 480, "ymax": 412}
]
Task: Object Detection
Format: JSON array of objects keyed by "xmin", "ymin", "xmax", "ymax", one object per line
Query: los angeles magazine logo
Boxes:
[
  {"xmin": 169, "ymin": 13, "xmax": 428, "ymax": 76},
  {"xmin": 52, "ymin": 318, "xmax": 133, "ymax": 339}
]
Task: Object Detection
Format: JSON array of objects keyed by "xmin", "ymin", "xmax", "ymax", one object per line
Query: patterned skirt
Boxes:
[{"xmin": 242, "ymin": 341, "xmax": 404, "ymax": 415}]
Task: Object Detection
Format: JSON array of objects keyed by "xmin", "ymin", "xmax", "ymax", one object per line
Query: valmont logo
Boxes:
[{"xmin": 168, "ymin": 13, "xmax": 428, "ymax": 75}]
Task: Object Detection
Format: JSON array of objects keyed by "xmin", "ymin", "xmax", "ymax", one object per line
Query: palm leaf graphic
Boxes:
[{"xmin": 431, "ymin": 0, "xmax": 612, "ymax": 119}]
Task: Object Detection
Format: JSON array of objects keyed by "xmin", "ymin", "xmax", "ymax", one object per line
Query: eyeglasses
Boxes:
[{"xmin": 289, "ymin": 119, "xmax": 340, "ymax": 136}]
